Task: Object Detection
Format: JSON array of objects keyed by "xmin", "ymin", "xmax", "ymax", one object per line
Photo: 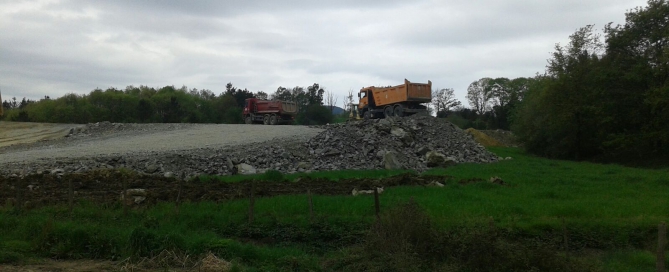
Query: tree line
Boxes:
[
  {"xmin": 512, "ymin": 0, "xmax": 668, "ymax": 162},
  {"xmin": 430, "ymin": 0, "xmax": 667, "ymax": 163},
  {"xmin": 429, "ymin": 77, "xmax": 532, "ymax": 131},
  {"xmin": 0, "ymin": 82, "xmax": 335, "ymax": 125}
]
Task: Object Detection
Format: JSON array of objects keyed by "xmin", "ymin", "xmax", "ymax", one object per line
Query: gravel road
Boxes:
[{"xmin": 0, "ymin": 123, "xmax": 323, "ymax": 165}]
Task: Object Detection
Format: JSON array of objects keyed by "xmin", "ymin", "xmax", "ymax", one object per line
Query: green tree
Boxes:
[
  {"xmin": 431, "ymin": 88, "xmax": 461, "ymax": 117},
  {"xmin": 466, "ymin": 78, "xmax": 492, "ymax": 115},
  {"xmin": 297, "ymin": 104, "xmax": 333, "ymax": 125},
  {"xmin": 513, "ymin": 25, "xmax": 605, "ymax": 159}
]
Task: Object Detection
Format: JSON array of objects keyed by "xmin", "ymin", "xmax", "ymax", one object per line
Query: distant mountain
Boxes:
[{"xmin": 327, "ymin": 105, "xmax": 346, "ymax": 115}]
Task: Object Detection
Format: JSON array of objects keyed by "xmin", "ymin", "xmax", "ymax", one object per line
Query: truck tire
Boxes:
[
  {"xmin": 245, "ymin": 116, "xmax": 253, "ymax": 124},
  {"xmin": 384, "ymin": 106, "xmax": 394, "ymax": 118},
  {"xmin": 269, "ymin": 115, "xmax": 278, "ymax": 125},
  {"xmin": 363, "ymin": 111, "xmax": 371, "ymax": 120},
  {"xmin": 263, "ymin": 114, "xmax": 270, "ymax": 125},
  {"xmin": 394, "ymin": 105, "xmax": 404, "ymax": 117}
]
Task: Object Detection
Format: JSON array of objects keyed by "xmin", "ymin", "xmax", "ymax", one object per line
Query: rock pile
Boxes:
[{"xmin": 304, "ymin": 115, "xmax": 498, "ymax": 172}]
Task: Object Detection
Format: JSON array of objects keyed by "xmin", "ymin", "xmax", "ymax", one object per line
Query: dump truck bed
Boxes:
[
  {"xmin": 255, "ymin": 100, "xmax": 298, "ymax": 115},
  {"xmin": 371, "ymin": 79, "xmax": 432, "ymax": 107}
]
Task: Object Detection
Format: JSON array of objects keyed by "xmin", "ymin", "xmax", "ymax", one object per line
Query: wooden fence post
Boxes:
[
  {"xmin": 16, "ymin": 177, "xmax": 23, "ymax": 212},
  {"xmin": 563, "ymin": 217, "xmax": 569, "ymax": 259},
  {"xmin": 248, "ymin": 182, "xmax": 255, "ymax": 224},
  {"xmin": 308, "ymin": 189, "xmax": 314, "ymax": 222},
  {"xmin": 68, "ymin": 179, "xmax": 74, "ymax": 214},
  {"xmin": 658, "ymin": 222, "xmax": 666, "ymax": 272},
  {"xmin": 374, "ymin": 187, "xmax": 380, "ymax": 221},
  {"xmin": 122, "ymin": 178, "xmax": 128, "ymax": 217},
  {"xmin": 175, "ymin": 177, "xmax": 182, "ymax": 216}
]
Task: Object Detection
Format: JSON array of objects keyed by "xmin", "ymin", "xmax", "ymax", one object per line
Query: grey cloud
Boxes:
[{"xmin": 0, "ymin": 0, "xmax": 650, "ymax": 107}]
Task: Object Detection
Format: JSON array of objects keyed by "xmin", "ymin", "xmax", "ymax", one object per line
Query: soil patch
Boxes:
[{"xmin": 0, "ymin": 170, "xmax": 452, "ymax": 208}]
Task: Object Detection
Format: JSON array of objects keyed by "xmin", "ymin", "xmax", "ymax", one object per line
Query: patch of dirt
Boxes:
[
  {"xmin": 479, "ymin": 129, "xmax": 521, "ymax": 147},
  {"xmin": 0, "ymin": 121, "xmax": 84, "ymax": 149},
  {"xmin": 0, "ymin": 259, "xmax": 117, "ymax": 272},
  {"xmin": 0, "ymin": 170, "xmax": 453, "ymax": 208},
  {"xmin": 464, "ymin": 128, "xmax": 505, "ymax": 147}
]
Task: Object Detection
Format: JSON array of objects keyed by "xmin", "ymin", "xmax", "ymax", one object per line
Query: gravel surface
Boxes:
[{"xmin": 0, "ymin": 123, "xmax": 323, "ymax": 165}]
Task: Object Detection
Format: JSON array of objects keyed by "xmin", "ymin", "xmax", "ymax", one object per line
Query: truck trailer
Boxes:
[
  {"xmin": 243, "ymin": 98, "xmax": 298, "ymax": 125},
  {"xmin": 357, "ymin": 79, "xmax": 432, "ymax": 119}
]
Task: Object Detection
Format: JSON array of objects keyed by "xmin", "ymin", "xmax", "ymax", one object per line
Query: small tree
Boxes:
[
  {"xmin": 325, "ymin": 90, "xmax": 339, "ymax": 114},
  {"xmin": 431, "ymin": 88, "xmax": 461, "ymax": 117}
]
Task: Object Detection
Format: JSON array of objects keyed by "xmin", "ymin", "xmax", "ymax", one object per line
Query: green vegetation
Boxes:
[
  {"xmin": 1, "ymin": 147, "xmax": 667, "ymax": 271},
  {"xmin": 441, "ymin": 0, "xmax": 669, "ymax": 166},
  {"xmin": 512, "ymin": 0, "xmax": 669, "ymax": 161},
  {"xmin": 0, "ymin": 82, "xmax": 336, "ymax": 126}
]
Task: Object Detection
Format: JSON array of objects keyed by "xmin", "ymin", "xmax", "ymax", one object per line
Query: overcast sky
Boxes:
[{"xmin": 0, "ymin": 0, "xmax": 648, "ymax": 107}]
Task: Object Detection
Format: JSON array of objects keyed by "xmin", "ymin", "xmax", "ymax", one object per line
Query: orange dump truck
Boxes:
[{"xmin": 357, "ymin": 79, "xmax": 432, "ymax": 119}]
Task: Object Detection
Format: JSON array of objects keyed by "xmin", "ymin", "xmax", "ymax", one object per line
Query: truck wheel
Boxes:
[
  {"xmin": 363, "ymin": 111, "xmax": 371, "ymax": 120},
  {"xmin": 394, "ymin": 105, "xmax": 404, "ymax": 117},
  {"xmin": 263, "ymin": 115, "xmax": 270, "ymax": 125},
  {"xmin": 384, "ymin": 106, "xmax": 394, "ymax": 118},
  {"xmin": 245, "ymin": 116, "xmax": 252, "ymax": 124},
  {"xmin": 269, "ymin": 115, "xmax": 278, "ymax": 125}
]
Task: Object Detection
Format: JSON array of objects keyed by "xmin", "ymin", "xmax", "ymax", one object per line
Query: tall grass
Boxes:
[{"xmin": 0, "ymin": 147, "xmax": 667, "ymax": 270}]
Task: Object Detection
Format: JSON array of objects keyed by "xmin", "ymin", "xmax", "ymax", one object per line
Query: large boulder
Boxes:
[
  {"xmin": 236, "ymin": 163, "xmax": 257, "ymax": 175},
  {"xmin": 390, "ymin": 127, "xmax": 407, "ymax": 138},
  {"xmin": 383, "ymin": 151, "xmax": 403, "ymax": 170},
  {"xmin": 426, "ymin": 151, "xmax": 456, "ymax": 168}
]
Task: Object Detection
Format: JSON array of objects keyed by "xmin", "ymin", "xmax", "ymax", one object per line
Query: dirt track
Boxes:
[{"xmin": 0, "ymin": 122, "xmax": 322, "ymax": 165}]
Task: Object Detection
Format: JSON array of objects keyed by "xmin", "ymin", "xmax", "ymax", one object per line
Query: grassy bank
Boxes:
[{"xmin": 0, "ymin": 147, "xmax": 667, "ymax": 271}]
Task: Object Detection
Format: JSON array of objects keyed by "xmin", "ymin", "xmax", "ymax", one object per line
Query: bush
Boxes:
[{"xmin": 327, "ymin": 200, "xmax": 600, "ymax": 272}]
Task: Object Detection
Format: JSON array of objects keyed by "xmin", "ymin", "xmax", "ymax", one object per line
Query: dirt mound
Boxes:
[
  {"xmin": 480, "ymin": 129, "xmax": 520, "ymax": 147},
  {"xmin": 464, "ymin": 128, "xmax": 505, "ymax": 147}
]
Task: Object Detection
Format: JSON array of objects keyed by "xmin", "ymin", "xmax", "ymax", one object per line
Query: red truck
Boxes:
[{"xmin": 243, "ymin": 98, "xmax": 299, "ymax": 125}]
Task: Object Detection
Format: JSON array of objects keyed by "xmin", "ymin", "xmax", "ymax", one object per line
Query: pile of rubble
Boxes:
[
  {"xmin": 303, "ymin": 115, "xmax": 499, "ymax": 172},
  {"xmin": 1, "ymin": 116, "xmax": 501, "ymax": 179}
]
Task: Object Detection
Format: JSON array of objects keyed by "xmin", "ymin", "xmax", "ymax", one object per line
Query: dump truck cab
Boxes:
[{"xmin": 357, "ymin": 88, "xmax": 376, "ymax": 119}]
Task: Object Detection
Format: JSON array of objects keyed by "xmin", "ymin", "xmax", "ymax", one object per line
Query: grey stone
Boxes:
[
  {"xmin": 296, "ymin": 161, "xmax": 312, "ymax": 169},
  {"xmin": 145, "ymin": 163, "xmax": 159, "ymax": 173},
  {"xmin": 425, "ymin": 151, "xmax": 456, "ymax": 168},
  {"xmin": 416, "ymin": 146, "xmax": 432, "ymax": 156},
  {"xmin": 236, "ymin": 163, "xmax": 257, "ymax": 175},
  {"xmin": 383, "ymin": 151, "xmax": 403, "ymax": 170},
  {"xmin": 390, "ymin": 127, "xmax": 407, "ymax": 138}
]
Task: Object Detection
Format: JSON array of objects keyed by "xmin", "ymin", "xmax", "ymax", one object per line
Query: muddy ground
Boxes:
[{"xmin": 0, "ymin": 170, "xmax": 452, "ymax": 209}]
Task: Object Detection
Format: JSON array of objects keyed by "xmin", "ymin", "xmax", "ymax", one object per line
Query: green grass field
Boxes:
[{"xmin": 1, "ymin": 147, "xmax": 667, "ymax": 271}]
